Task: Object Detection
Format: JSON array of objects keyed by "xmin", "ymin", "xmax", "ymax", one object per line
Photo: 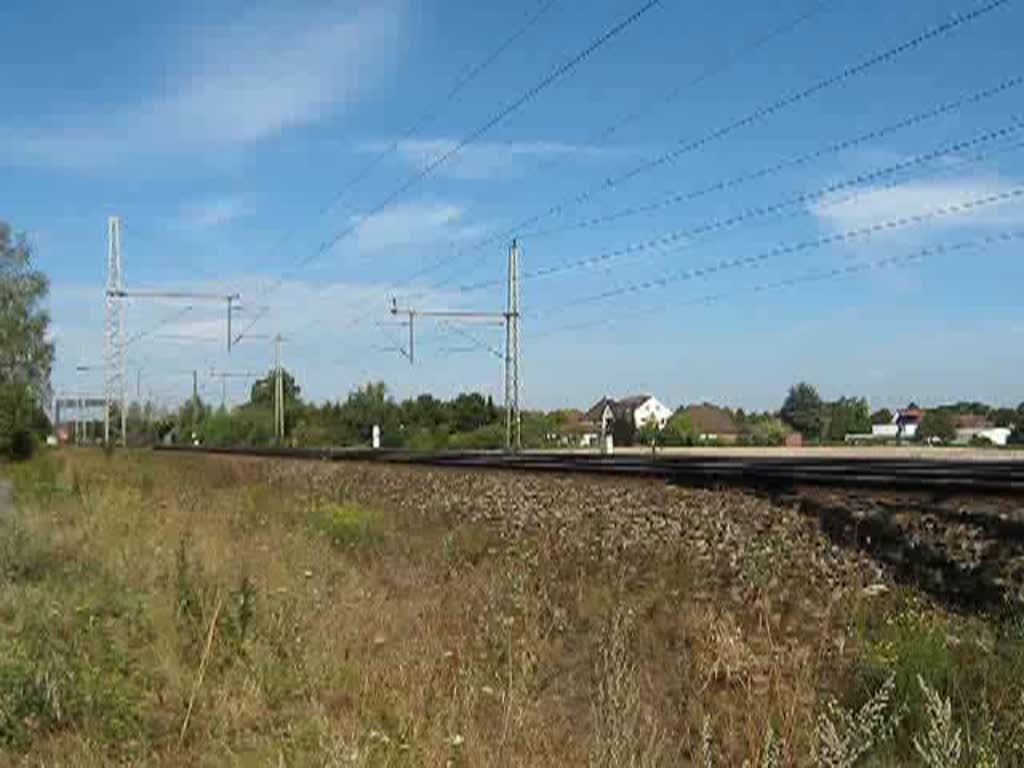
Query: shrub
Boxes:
[
  {"xmin": 447, "ymin": 423, "xmax": 505, "ymax": 450},
  {"xmin": 917, "ymin": 411, "xmax": 956, "ymax": 443},
  {"xmin": 661, "ymin": 414, "xmax": 696, "ymax": 446},
  {"xmin": 403, "ymin": 428, "xmax": 449, "ymax": 452},
  {"xmin": 310, "ymin": 502, "xmax": 384, "ymax": 549},
  {"xmin": 7, "ymin": 429, "xmax": 35, "ymax": 461}
]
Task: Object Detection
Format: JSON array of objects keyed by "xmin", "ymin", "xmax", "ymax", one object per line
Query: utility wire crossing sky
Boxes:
[{"xmin": 2, "ymin": 0, "xmax": 1022, "ymax": 411}]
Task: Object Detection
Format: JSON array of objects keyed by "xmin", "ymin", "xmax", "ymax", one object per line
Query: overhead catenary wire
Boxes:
[
  {"xmin": 515, "ymin": 75, "xmax": 1024, "ymax": 243},
  {"xmin": 220, "ymin": 0, "xmax": 1011, "ymax": 397},
  {"xmin": 423, "ymin": 0, "xmax": 1012, "ymax": 290},
  {"xmin": 124, "ymin": 305, "xmax": 194, "ymax": 347},
  {"xmin": 527, "ymin": 230, "xmax": 1024, "ymax": 341},
  {"xmin": 455, "ymin": 114, "xmax": 1024, "ymax": 292},
  {"xmin": 252, "ymin": 0, "xmax": 1006, "ymax": 356},
  {"xmin": 244, "ymin": 0, "xmax": 563, "ymax": 294},
  {"xmin": 383, "ymin": 0, "xmax": 844, "ymax": 293},
  {"xmin": 527, "ymin": 185, "xmax": 1024, "ymax": 318},
  {"xmin": 437, "ymin": 321, "xmax": 505, "ymax": 360},
  {"xmin": 255, "ymin": 0, "xmax": 663, "ymax": 304},
  {"xmin": 327, "ymin": 0, "xmax": 563, "ymax": 211}
]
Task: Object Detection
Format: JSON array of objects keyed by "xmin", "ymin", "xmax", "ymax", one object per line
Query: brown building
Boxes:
[{"xmin": 678, "ymin": 403, "xmax": 740, "ymax": 444}]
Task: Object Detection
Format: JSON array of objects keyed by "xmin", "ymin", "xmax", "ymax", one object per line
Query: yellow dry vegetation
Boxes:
[{"xmin": 0, "ymin": 450, "xmax": 1021, "ymax": 766}]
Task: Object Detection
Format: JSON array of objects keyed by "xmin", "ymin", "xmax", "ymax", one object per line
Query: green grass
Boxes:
[
  {"xmin": 846, "ymin": 593, "xmax": 1024, "ymax": 763},
  {"xmin": 2, "ymin": 450, "xmax": 1024, "ymax": 765},
  {"xmin": 309, "ymin": 501, "xmax": 385, "ymax": 549}
]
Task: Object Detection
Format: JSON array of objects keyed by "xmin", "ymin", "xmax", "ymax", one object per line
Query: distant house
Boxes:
[
  {"xmin": 952, "ymin": 414, "xmax": 1011, "ymax": 446},
  {"xmin": 581, "ymin": 394, "xmax": 673, "ymax": 446},
  {"xmin": 953, "ymin": 413, "xmax": 992, "ymax": 444},
  {"xmin": 678, "ymin": 403, "xmax": 740, "ymax": 443},
  {"xmin": 871, "ymin": 405, "xmax": 923, "ymax": 440}
]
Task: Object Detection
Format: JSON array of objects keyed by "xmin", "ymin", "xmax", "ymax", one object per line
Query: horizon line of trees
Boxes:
[{"xmin": 105, "ymin": 373, "xmax": 1024, "ymax": 451}]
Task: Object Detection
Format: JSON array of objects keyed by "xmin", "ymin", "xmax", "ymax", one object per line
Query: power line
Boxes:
[
  {"xmin": 456, "ymin": 115, "xmax": 1024, "ymax": 292},
  {"xmin": 437, "ymin": 321, "xmax": 505, "ymax": 360},
  {"xmin": 250, "ymin": 0, "xmax": 1014, "ymax": 385},
  {"xmin": 226, "ymin": 2, "xmax": 563, "ymax": 348},
  {"xmin": 426, "ymin": 0, "xmax": 1011, "ymax": 287},
  {"xmin": 248, "ymin": 0, "xmax": 563, "ymax": 288},
  {"xmin": 516, "ymin": 76, "xmax": 1024, "ymax": 242},
  {"xmin": 124, "ymin": 305, "xmax": 194, "ymax": 347},
  {"xmin": 391, "ymin": 0, "xmax": 844, "ymax": 292},
  {"xmin": 529, "ymin": 186, "xmax": 1024, "ymax": 317},
  {"xmin": 565, "ymin": 0, "xmax": 843, "ymax": 153},
  {"xmin": 527, "ymin": 230, "xmax": 1024, "ymax": 340},
  {"xmin": 326, "ymin": 0, "xmax": 562, "ymax": 211},
  {"xmin": 258, "ymin": 0, "xmax": 663, "ymax": 302}
]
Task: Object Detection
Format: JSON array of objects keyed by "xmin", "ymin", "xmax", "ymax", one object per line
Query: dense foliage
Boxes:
[
  {"xmin": 0, "ymin": 223, "xmax": 53, "ymax": 459},
  {"xmin": 97, "ymin": 368, "xmax": 1024, "ymax": 450},
  {"xmin": 780, "ymin": 382, "xmax": 824, "ymax": 439},
  {"xmin": 917, "ymin": 410, "xmax": 957, "ymax": 443}
]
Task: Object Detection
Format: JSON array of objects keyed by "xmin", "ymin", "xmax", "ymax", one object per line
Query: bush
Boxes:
[
  {"xmin": 917, "ymin": 411, "xmax": 956, "ymax": 444},
  {"xmin": 737, "ymin": 417, "xmax": 788, "ymax": 446},
  {"xmin": 448, "ymin": 423, "xmax": 505, "ymax": 450},
  {"xmin": 7, "ymin": 429, "xmax": 35, "ymax": 461},
  {"xmin": 310, "ymin": 502, "xmax": 384, "ymax": 549}
]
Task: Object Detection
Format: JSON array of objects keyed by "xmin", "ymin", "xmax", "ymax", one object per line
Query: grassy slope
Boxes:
[{"xmin": 0, "ymin": 450, "xmax": 1021, "ymax": 766}]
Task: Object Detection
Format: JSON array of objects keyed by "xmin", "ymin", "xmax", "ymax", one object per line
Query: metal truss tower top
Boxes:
[{"xmin": 105, "ymin": 216, "xmax": 126, "ymax": 446}]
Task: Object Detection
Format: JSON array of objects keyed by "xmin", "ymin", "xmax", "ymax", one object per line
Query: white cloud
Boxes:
[
  {"xmin": 812, "ymin": 176, "xmax": 1024, "ymax": 232},
  {"xmin": 358, "ymin": 138, "xmax": 615, "ymax": 179},
  {"xmin": 48, "ymin": 273, "xmax": 470, "ymax": 405},
  {"xmin": 1, "ymin": 3, "xmax": 402, "ymax": 169},
  {"xmin": 174, "ymin": 197, "xmax": 247, "ymax": 230},
  {"xmin": 353, "ymin": 201, "xmax": 486, "ymax": 252}
]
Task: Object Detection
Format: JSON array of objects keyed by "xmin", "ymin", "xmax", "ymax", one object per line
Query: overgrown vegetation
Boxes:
[
  {"xmin": 0, "ymin": 222, "xmax": 53, "ymax": 461},
  {"xmin": 2, "ymin": 450, "xmax": 1022, "ymax": 765}
]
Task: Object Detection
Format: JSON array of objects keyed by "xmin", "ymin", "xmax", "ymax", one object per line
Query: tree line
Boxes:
[
  {"xmin": 776, "ymin": 381, "xmax": 1024, "ymax": 445},
  {"xmin": 2, "ymin": 220, "xmax": 1022, "ymax": 456}
]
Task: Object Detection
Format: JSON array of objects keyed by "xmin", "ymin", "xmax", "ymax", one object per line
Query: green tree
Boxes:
[
  {"xmin": 635, "ymin": 416, "xmax": 662, "ymax": 447},
  {"xmin": 662, "ymin": 412, "xmax": 697, "ymax": 446},
  {"xmin": 176, "ymin": 397, "xmax": 210, "ymax": 441},
  {"xmin": 918, "ymin": 410, "xmax": 956, "ymax": 443},
  {"xmin": 400, "ymin": 394, "xmax": 448, "ymax": 431},
  {"xmin": 335, "ymin": 382, "xmax": 402, "ymax": 446},
  {"xmin": 826, "ymin": 397, "xmax": 871, "ymax": 441},
  {"xmin": 870, "ymin": 408, "xmax": 894, "ymax": 425},
  {"xmin": 780, "ymin": 382, "xmax": 824, "ymax": 439},
  {"xmin": 450, "ymin": 392, "xmax": 498, "ymax": 433},
  {"xmin": 250, "ymin": 368, "xmax": 301, "ymax": 408},
  {"xmin": 989, "ymin": 407, "xmax": 1018, "ymax": 428},
  {"xmin": 0, "ymin": 223, "xmax": 54, "ymax": 458}
]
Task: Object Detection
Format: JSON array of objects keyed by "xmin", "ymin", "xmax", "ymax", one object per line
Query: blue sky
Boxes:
[{"xmin": 3, "ymin": 0, "xmax": 1023, "ymax": 412}]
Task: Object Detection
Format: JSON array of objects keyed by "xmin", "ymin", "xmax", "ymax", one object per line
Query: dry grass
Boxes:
[{"xmin": 0, "ymin": 450, "xmax": 1021, "ymax": 766}]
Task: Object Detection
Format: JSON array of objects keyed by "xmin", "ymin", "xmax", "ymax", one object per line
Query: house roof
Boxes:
[
  {"xmin": 681, "ymin": 403, "xmax": 739, "ymax": 435},
  {"xmin": 582, "ymin": 395, "xmax": 653, "ymax": 424},
  {"xmin": 897, "ymin": 407, "xmax": 924, "ymax": 424},
  {"xmin": 953, "ymin": 413, "xmax": 993, "ymax": 430},
  {"xmin": 583, "ymin": 397, "xmax": 615, "ymax": 423},
  {"xmin": 617, "ymin": 394, "xmax": 653, "ymax": 409}
]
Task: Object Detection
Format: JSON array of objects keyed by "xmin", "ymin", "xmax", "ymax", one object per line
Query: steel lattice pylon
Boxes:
[
  {"xmin": 104, "ymin": 216, "xmax": 126, "ymax": 446},
  {"xmin": 504, "ymin": 239, "xmax": 521, "ymax": 451}
]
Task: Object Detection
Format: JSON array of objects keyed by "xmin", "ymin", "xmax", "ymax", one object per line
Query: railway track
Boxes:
[{"xmin": 154, "ymin": 444, "xmax": 1024, "ymax": 494}]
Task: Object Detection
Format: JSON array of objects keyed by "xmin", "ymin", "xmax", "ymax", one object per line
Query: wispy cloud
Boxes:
[
  {"xmin": 1, "ymin": 3, "xmax": 402, "ymax": 169},
  {"xmin": 358, "ymin": 138, "xmax": 618, "ymax": 179},
  {"xmin": 812, "ymin": 175, "xmax": 1024, "ymax": 232},
  {"xmin": 353, "ymin": 201, "xmax": 486, "ymax": 252},
  {"xmin": 174, "ymin": 197, "xmax": 247, "ymax": 230},
  {"xmin": 49, "ymin": 273, "xmax": 467, "ymax": 403}
]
